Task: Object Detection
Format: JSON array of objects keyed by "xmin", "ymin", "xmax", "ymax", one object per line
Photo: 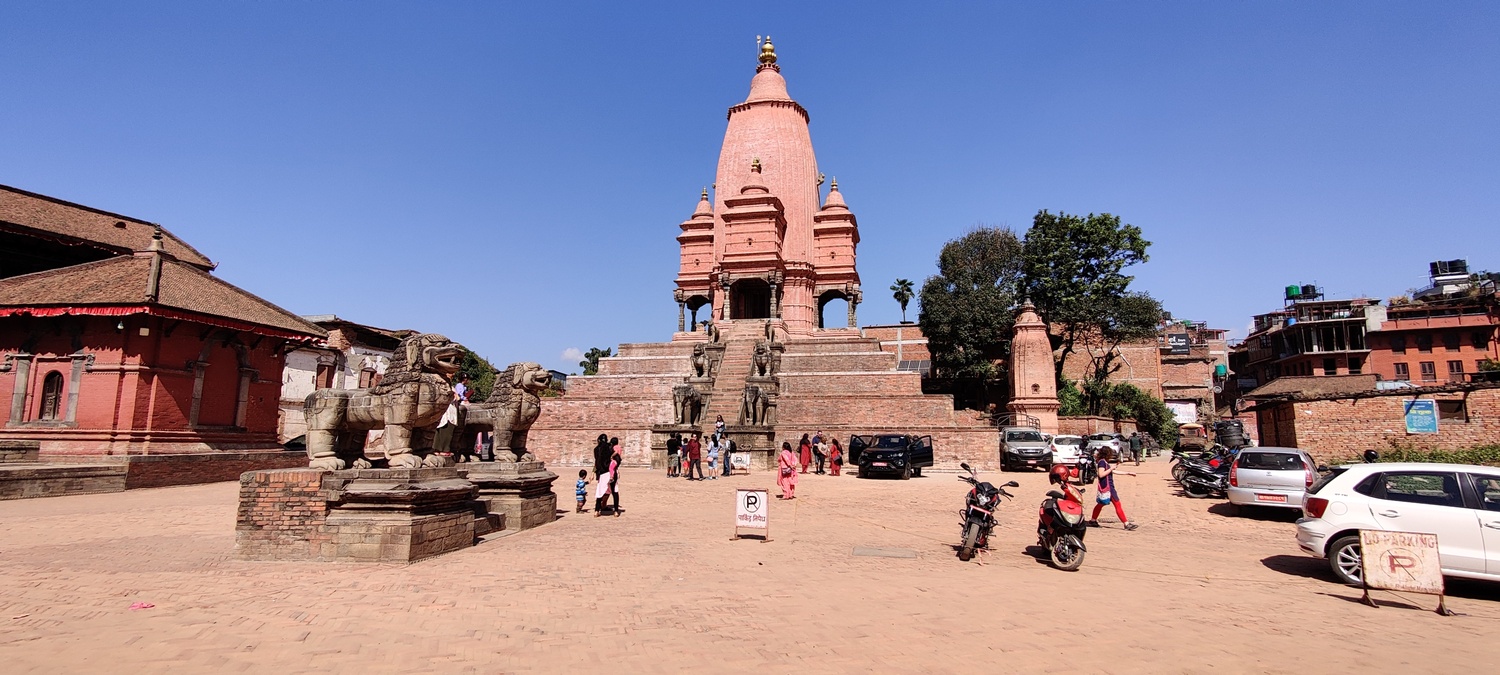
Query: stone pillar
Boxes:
[
  {"xmin": 5, "ymin": 354, "xmax": 33, "ymax": 424},
  {"xmin": 678, "ymin": 302, "xmax": 686, "ymax": 332},
  {"xmin": 66, "ymin": 352, "xmax": 94, "ymax": 423},
  {"xmin": 721, "ymin": 278, "xmax": 733, "ymax": 320},
  {"xmin": 188, "ymin": 360, "xmax": 207, "ymax": 427}
]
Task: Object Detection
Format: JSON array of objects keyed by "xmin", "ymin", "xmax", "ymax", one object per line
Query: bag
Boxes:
[
  {"xmin": 1096, "ymin": 489, "xmax": 1113, "ymax": 505},
  {"xmin": 781, "ymin": 466, "xmax": 793, "ymax": 477}
]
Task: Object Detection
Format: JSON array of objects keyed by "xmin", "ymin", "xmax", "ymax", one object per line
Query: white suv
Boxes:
[{"xmin": 1296, "ymin": 462, "xmax": 1500, "ymax": 585}]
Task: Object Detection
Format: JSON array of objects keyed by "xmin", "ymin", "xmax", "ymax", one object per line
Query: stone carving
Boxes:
[
  {"xmin": 454, "ymin": 362, "xmax": 552, "ymax": 462},
  {"xmin": 740, "ymin": 384, "xmax": 772, "ymax": 426},
  {"xmin": 304, "ymin": 333, "xmax": 465, "ymax": 470},
  {"xmin": 706, "ymin": 321, "xmax": 721, "ymax": 343},
  {"xmin": 691, "ymin": 343, "xmax": 710, "ymax": 378},
  {"xmin": 673, "ymin": 384, "xmax": 704, "ymax": 425},
  {"xmin": 764, "ymin": 320, "xmax": 777, "ymax": 344},
  {"xmin": 751, "ymin": 342, "xmax": 773, "ymax": 377}
]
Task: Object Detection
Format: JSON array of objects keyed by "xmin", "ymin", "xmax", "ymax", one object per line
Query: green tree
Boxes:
[
  {"xmin": 457, "ymin": 348, "xmax": 496, "ymax": 403},
  {"xmin": 1019, "ymin": 210, "xmax": 1151, "ymax": 380},
  {"xmin": 579, "ymin": 347, "xmax": 612, "ymax": 376},
  {"xmin": 890, "ymin": 278, "xmax": 915, "ymax": 323},
  {"xmin": 1076, "ymin": 291, "xmax": 1164, "ymax": 387},
  {"xmin": 1083, "ymin": 381, "xmax": 1178, "ymax": 448},
  {"xmin": 917, "ymin": 227, "xmax": 1024, "ymax": 379}
]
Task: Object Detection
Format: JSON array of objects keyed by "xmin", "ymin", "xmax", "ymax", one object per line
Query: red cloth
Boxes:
[
  {"xmin": 686, "ymin": 439, "xmax": 701, "ymax": 460},
  {"xmin": 799, "ymin": 441, "xmax": 812, "ymax": 470}
]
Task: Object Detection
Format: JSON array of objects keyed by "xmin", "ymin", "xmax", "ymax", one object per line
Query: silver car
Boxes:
[{"xmin": 1227, "ymin": 447, "xmax": 1316, "ymax": 511}]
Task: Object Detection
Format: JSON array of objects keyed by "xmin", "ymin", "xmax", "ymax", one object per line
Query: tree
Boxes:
[
  {"xmin": 890, "ymin": 278, "xmax": 915, "ymax": 323},
  {"xmin": 579, "ymin": 347, "xmax": 612, "ymax": 376},
  {"xmin": 457, "ymin": 348, "xmax": 497, "ymax": 403},
  {"xmin": 1075, "ymin": 291, "xmax": 1164, "ymax": 387},
  {"xmin": 1019, "ymin": 210, "xmax": 1151, "ymax": 380},
  {"xmin": 1074, "ymin": 380, "xmax": 1178, "ymax": 448},
  {"xmin": 917, "ymin": 227, "xmax": 1024, "ymax": 379}
]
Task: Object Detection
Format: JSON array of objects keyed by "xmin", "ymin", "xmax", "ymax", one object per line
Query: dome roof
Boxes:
[
  {"xmin": 821, "ymin": 179, "xmax": 848, "ymax": 210},
  {"xmin": 745, "ymin": 68, "xmax": 791, "ymax": 103}
]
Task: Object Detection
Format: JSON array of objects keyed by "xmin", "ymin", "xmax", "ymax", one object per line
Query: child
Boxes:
[{"xmin": 575, "ymin": 469, "xmax": 588, "ymax": 513}]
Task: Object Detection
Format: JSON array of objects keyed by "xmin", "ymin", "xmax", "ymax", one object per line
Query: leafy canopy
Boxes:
[
  {"xmin": 579, "ymin": 347, "xmax": 612, "ymax": 376},
  {"xmin": 457, "ymin": 348, "xmax": 496, "ymax": 403},
  {"xmin": 917, "ymin": 227, "xmax": 1024, "ymax": 379}
]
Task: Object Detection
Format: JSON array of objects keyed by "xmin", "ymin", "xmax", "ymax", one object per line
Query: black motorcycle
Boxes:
[
  {"xmin": 956, "ymin": 462, "xmax": 1019, "ymax": 562},
  {"xmin": 1179, "ymin": 459, "xmax": 1229, "ymax": 498}
]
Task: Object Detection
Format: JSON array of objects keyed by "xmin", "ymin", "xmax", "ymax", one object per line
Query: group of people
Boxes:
[
  {"xmin": 774, "ymin": 430, "xmax": 844, "ymax": 500},
  {"xmin": 579, "ymin": 434, "xmax": 624, "ymax": 517},
  {"xmin": 664, "ymin": 416, "xmax": 736, "ymax": 480}
]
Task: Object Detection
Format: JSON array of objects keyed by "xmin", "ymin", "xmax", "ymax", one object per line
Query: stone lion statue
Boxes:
[
  {"xmin": 673, "ymin": 383, "xmax": 704, "ymax": 425},
  {"xmin": 751, "ymin": 342, "xmax": 772, "ymax": 377},
  {"xmin": 453, "ymin": 362, "xmax": 552, "ymax": 462},
  {"xmin": 303, "ymin": 333, "xmax": 465, "ymax": 470},
  {"xmin": 691, "ymin": 344, "xmax": 709, "ymax": 378}
]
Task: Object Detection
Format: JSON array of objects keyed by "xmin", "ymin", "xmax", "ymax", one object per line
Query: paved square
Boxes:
[{"xmin": 2, "ymin": 460, "xmax": 1497, "ymax": 673}]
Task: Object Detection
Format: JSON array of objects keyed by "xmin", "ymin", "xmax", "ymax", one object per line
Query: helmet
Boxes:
[{"xmin": 1049, "ymin": 464, "xmax": 1070, "ymax": 485}]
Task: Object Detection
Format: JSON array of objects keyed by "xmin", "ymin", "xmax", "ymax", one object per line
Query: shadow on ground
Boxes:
[{"xmin": 1262, "ymin": 554, "xmax": 1500, "ymax": 603}]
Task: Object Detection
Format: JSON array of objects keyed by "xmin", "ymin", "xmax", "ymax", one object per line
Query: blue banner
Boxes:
[{"xmin": 1404, "ymin": 399, "xmax": 1438, "ymax": 434}]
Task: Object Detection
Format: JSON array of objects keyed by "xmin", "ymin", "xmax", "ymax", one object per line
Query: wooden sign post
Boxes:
[
  {"xmin": 733, "ymin": 488, "xmax": 770, "ymax": 542},
  {"xmin": 1359, "ymin": 530, "xmax": 1452, "ymax": 615}
]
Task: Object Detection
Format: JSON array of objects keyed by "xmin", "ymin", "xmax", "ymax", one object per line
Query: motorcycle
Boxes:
[
  {"xmin": 956, "ymin": 462, "xmax": 1019, "ymax": 562},
  {"xmin": 1067, "ymin": 446, "xmax": 1098, "ymax": 485},
  {"xmin": 1037, "ymin": 485, "xmax": 1089, "ymax": 571},
  {"xmin": 1179, "ymin": 459, "xmax": 1229, "ymax": 498}
]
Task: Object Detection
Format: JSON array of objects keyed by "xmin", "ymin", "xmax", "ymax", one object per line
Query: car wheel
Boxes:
[
  {"xmin": 857, "ymin": 467, "xmax": 867, "ymax": 479},
  {"xmin": 1328, "ymin": 535, "xmax": 1363, "ymax": 585},
  {"xmin": 901, "ymin": 466, "xmax": 912, "ymax": 480},
  {"xmin": 1000, "ymin": 460, "xmax": 1012, "ymax": 472}
]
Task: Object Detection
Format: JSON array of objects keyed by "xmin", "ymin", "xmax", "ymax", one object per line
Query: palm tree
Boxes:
[{"xmin": 890, "ymin": 278, "xmax": 914, "ymax": 323}]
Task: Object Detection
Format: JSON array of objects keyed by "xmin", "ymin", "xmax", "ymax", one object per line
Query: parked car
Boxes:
[
  {"xmin": 1000, "ymin": 427, "xmax": 1052, "ymax": 472},
  {"xmin": 849, "ymin": 434, "xmax": 934, "ymax": 480},
  {"xmin": 1296, "ymin": 462, "xmax": 1500, "ymax": 585},
  {"xmin": 1083, "ymin": 433, "xmax": 1122, "ymax": 458},
  {"xmin": 1049, "ymin": 435, "xmax": 1084, "ymax": 466},
  {"xmin": 1227, "ymin": 447, "xmax": 1316, "ymax": 512}
]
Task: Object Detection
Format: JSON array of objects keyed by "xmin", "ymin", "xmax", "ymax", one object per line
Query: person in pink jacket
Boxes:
[{"xmin": 777, "ymin": 441, "xmax": 798, "ymax": 500}]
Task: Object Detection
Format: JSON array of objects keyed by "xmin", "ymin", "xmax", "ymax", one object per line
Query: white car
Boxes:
[
  {"xmin": 1296, "ymin": 462, "xmax": 1500, "ymax": 585},
  {"xmin": 1049, "ymin": 435, "xmax": 1084, "ymax": 466}
]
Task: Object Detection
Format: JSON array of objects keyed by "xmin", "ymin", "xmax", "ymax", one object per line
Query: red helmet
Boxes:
[{"xmin": 1049, "ymin": 464, "xmax": 1070, "ymax": 485}]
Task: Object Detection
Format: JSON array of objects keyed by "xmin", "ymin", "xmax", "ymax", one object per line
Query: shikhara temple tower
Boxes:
[{"xmin": 674, "ymin": 37, "xmax": 861, "ymax": 337}]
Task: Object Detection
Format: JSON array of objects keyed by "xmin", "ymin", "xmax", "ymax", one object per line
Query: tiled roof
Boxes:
[
  {"xmin": 0, "ymin": 254, "xmax": 323, "ymax": 338},
  {"xmin": 0, "ymin": 184, "xmax": 214, "ymax": 269},
  {"xmin": 1244, "ymin": 374, "xmax": 1378, "ymax": 399}
]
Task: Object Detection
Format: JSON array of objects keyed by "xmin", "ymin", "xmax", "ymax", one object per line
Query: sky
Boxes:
[{"xmin": 3, "ymin": 2, "xmax": 1497, "ymax": 372}]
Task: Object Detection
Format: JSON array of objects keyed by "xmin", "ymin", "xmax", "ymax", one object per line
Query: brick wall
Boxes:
[
  {"xmin": 1255, "ymin": 387, "xmax": 1500, "ymax": 462},
  {"xmin": 1057, "ymin": 416, "xmax": 1139, "ymax": 437},
  {"xmin": 234, "ymin": 468, "xmax": 333, "ymax": 561},
  {"xmin": 124, "ymin": 451, "xmax": 309, "ymax": 489}
]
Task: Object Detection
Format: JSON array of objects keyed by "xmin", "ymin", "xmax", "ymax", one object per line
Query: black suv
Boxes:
[{"xmin": 849, "ymin": 434, "xmax": 934, "ymax": 480}]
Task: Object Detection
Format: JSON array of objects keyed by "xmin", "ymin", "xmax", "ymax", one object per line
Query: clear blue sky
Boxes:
[{"xmin": 4, "ymin": 2, "xmax": 1497, "ymax": 372}]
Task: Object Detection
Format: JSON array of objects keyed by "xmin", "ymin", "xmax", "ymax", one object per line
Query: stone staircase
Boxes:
[{"xmin": 698, "ymin": 322, "xmax": 764, "ymax": 435}]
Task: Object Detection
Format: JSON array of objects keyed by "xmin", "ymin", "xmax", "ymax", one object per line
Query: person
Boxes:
[
  {"xmin": 722, "ymin": 437, "xmax": 735, "ymax": 477},
  {"xmin": 1128, "ymin": 432, "xmax": 1143, "ymax": 466},
  {"xmin": 798, "ymin": 433, "xmax": 812, "ymax": 474},
  {"xmin": 608, "ymin": 440, "xmax": 623, "ymax": 516},
  {"xmin": 1049, "ymin": 464, "xmax": 1083, "ymax": 503},
  {"xmin": 777, "ymin": 440, "xmax": 798, "ymax": 499},
  {"xmin": 575, "ymin": 469, "xmax": 589, "ymax": 513},
  {"xmin": 1090, "ymin": 447, "xmax": 1138, "ymax": 530},
  {"xmin": 666, "ymin": 432, "xmax": 681, "ymax": 477},
  {"xmin": 714, "ymin": 414, "xmax": 726, "ymax": 441},
  {"xmin": 433, "ymin": 372, "xmax": 468, "ymax": 460},
  {"xmin": 594, "ymin": 455, "xmax": 613, "ymax": 517},
  {"xmin": 685, "ymin": 433, "xmax": 703, "ymax": 480},
  {"xmin": 592, "ymin": 434, "xmax": 613, "ymax": 514},
  {"xmin": 812, "ymin": 433, "xmax": 827, "ymax": 475},
  {"xmin": 828, "ymin": 438, "xmax": 843, "ymax": 476},
  {"xmin": 705, "ymin": 435, "xmax": 721, "ymax": 480}
]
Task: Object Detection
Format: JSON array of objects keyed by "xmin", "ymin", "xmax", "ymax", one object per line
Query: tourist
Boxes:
[
  {"xmin": 594, "ymin": 456, "xmax": 613, "ymax": 518},
  {"xmin": 575, "ymin": 469, "xmax": 588, "ymax": 513},
  {"xmin": 722, "ymin": 437, "xmax": 735, "ymax": 477},
  {"xmin": 706, "ymin": 436, "xmax": 720, "ymax": 480},
  {"xmin": 1128, "ymin": 432, "xmax": 1143, "ymax": 466},
  {"xmin": 777, "ymin": 441, "xmax": 798, "ymax": 499},
  {"xmin": 433, "ymin": 373, "xmax": 467, "ymax": 460},
  {"xmin": 685, "ymin": 433, "xmax": 703, "ymax": 480},
  {"xmin": 798, "ymin": 433, "xmax": 812, "ymax": 474},
  {"xmin": 608, "ymin": 440, "xmax": 623, "ymax": 516},
  {"xmin": 812, "ymin": 432, "xmax": 827, "ymax": 475},
  {"xmin": 592, "ymin": 434, "xmax": 612, "ymax": 513},
  {"xmin": 1089, "ymin": 447, "xmax": 1138, "ymax": 531},
  {"xmin": 666, "ymin": 432, "xmax": 681, "ymax": 477},
  {"xmin": 715, "ymin": 414, "xmax": 726, "ymax": 441},
  {"xmin": 828, "ymin": 438, "xmax": 843, "ymax": 476}
]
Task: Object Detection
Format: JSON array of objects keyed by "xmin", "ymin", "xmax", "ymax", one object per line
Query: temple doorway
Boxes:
[
  {"xmin": 818, "ymin": 290, "xmax": 849, "ymax": 328},
  {"xmin": 731, "ymin": 279, "xmax": 772, "ymax": 320}
]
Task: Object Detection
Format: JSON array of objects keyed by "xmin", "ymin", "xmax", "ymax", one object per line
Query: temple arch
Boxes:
[
  {"xmin": 731, "ymin": 279, "xmax": 772, "ymax": 320},
  {"xmin": 686, "ymin": 294, "xmax": 711, "ymax": 330},
  {"xmin": 817, "ymin": 290, "xmax": 849, "ymax": 329},
  {"xmin": 39, "ymin": 371, "xmax": 63, "ymax": 420}
]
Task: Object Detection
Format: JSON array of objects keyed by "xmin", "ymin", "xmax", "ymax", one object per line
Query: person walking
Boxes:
[
  {"xmin": 828, "ymin": 438, "xmax": 843, "ymax": 476},
  {"xmin": 1089, "ymin": 447, "xmax": 1138, "ymax": 530},
  {"xmin": 666, "ymin": 432, "xmax": 681, "ymax": 477},
  {"xmin": 705, "ymin": 435, "xmax": 721, "ymax": 480},
  {"xmin": 685, "ymin": 433, "xmax": 703, "ymax": 480},
  {"xmin": 608, "ymin": 440, "xmax": 623, "ymax": 516},
  {"xmin": 777, "ymin": 441, "xmax": 798, "ymax": 499},
  {"xmin": 798, "ymin": 433, "xmax": 812, "ymax": 474},
  {"xmin": 1128, "ymin": 432, "xmax": 1144, "ymax": 466},
  {"xmin": 591, "ymin": 434, "xmax": 613, "ymax": 514}
]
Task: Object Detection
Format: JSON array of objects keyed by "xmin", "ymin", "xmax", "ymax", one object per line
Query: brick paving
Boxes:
[{"xmin": 2, "ymin": 459, "xmax": 1498, "ymax": 673}]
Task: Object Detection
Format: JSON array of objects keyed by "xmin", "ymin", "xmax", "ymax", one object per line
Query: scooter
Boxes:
[
  {"xmin": 1037, "ymin": 485, "xmax": 1089, "ymax": 571},
  {"xmin": 1179, "ymin": 460, "xmax": 1229, "ymax": 498},
  {"xmin": 956, "ymin": 462, "xmax": 1019, "ymax": 562}
]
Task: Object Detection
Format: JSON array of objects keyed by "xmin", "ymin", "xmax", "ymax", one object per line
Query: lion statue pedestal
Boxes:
[{"xmin": 459, "ymin": 461, "xmax": 558, "ymax": 533}]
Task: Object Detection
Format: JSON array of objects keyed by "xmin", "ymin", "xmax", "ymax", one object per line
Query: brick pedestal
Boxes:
[{"xmin": 460, "ymin": 461, "xmax": 558, "ymax": 532}]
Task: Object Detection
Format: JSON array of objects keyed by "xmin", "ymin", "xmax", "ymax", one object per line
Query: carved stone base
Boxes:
[
  {"xmin": 721, "ymin": 425, "xmax": 777, "ymax": 472},
  {"xmin": 460, "ymin": 461, "xmax": 558, "ymax": 533}
]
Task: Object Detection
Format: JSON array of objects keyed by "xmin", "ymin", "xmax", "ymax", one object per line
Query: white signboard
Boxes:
[
  {"xmin": 734, "ymin": 488, "xmax": 769, "ymax": 539},
  {"xmin": 730, "ymin": 452, "xmax": 751, "ymax": 470},
  {"xmin": 1166, "ymin": 401, "xmax": 1198, "ymax": 425},
  {"xmin": 1360, "ymin": 530, "xmax": 1443, "ymax": 596}
]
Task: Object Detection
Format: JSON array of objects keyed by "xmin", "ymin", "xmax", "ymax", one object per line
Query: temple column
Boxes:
[
  {"xmin": 719, "ymin": 274, "xmax": 732, "ymax": 321},
  {"xmin": 769, "ymin": 271, "xmax": 783, "ymax": 318},
  {"xmin": 678, "ymin": 302, "xmax": 686, "ymax": 332},
  {"xmin": 4, "ymin": 353, "xmax": 32, "ymax": 424},
  {"xmin": 846, "ymin": 287, "xmax": 862, "ymax": 328}
]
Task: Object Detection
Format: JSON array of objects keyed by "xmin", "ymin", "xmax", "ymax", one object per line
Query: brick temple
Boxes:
[{"xmin": 529, "ymin": 40, "xmax": 996, "ymax": 469}]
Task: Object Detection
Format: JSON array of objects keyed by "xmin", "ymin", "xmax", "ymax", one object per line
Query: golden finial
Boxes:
[
  {"xmin": 701, "ymin": 186, "xmax": 708, "ymax": 200},
  {"xmin": 759, "ymin": 35, "xmax": 777, "ymax": 65},
  {"xmin": 830, "ymin": 177, "xmax": 838, "ymax": 190},
  {"xmin": 751, "ymin": 157, "xmax": 762, "ymax": 173}
]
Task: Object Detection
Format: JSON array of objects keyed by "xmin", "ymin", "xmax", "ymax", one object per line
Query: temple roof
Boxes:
[
  {"xmin": 821, "ymin": 179, "xmax": 848, "ymax": 210},
  {"xmin": 0, "ymin": 252, "xmax": 324, "ymax": 339},
  {"xmin": 0, "ymin": 184, "xmax": 215, "ymax": 269}
]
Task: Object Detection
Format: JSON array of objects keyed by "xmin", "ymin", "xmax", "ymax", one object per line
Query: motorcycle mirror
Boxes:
[
  {"xmin": 1317, "ymin": 465, "xmax": 1330, "ymax": 473},
  {"xmin": 1005, "ymin": 481, "xmax": 1019, "ymax": 487},
  {"xmin": 960, "ymin": 462, "xmax": 971, "ymax": 472}
]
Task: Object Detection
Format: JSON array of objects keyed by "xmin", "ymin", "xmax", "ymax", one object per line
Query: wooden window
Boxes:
[
  {"xmin": 1447, "ymin": 360, "xmax": 1464, "ymax": 381},
  {"xmin": 1393, "ymin": 363, "xmax": 1409, "ymax": 380},
  {"xmin": 1390, "ymin": 336, "xmax": 1406, "ymax": 353},
  {"xmin": 1419, "ymin": 361, "xmax": 1437, "ymax": 382},
  {"xmin": 1442, "ymin": 332, "xmax": 1461, "ymax": 351},
  {"xmin": 1416, "ymin": 335, "xmax": 1432, "ymax": 353},
  {"xmin": 39, "ymin": 371, "xmax": 63, "ymax": 421},
  {"xmin": 1473, "ymin": 331, "xmax": 1492, "ymax": 349},
  {"xmin": 1322, "ymin": 358, "xmax": 1338, "ymax": 375},
  {"xmin": 1437, "ymin": 399, "xmax": 1467, "ymax": 421},
  {"xmin": 1348, "ymin": 356, "xmax": 1363, "ymax": 374},
  {"xmin": 315, "ymin": 363, "xmax": 335, "ymax": 389},
  {"xmin": 359, "ymin": 368, "xmax": 375, "ymax": 388}
]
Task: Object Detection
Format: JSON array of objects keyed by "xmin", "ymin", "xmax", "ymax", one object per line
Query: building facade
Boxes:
[{"xmin": 277, "ymin": 315, "xmax": 404, "ymax": 443}]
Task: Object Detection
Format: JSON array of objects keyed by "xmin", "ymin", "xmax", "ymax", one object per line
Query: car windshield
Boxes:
[
  {"xmin": 1308, "ymin": 467, "xmax": 1346, "ymax": 495},
  {"xmin": 1237, "ymin": 452, "xmax": 1305, "ymax": 471},
  {"xmin": 1053, "ymin": 437, "xmax": 1081, "ymax": 446},
  {"xmin": 874, "ymin": 436, "xmax": 906, "ymax": 448},
  {"xmin": 1006, "ymin": 431, "xmax": 1043, "ymax": 442}
]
